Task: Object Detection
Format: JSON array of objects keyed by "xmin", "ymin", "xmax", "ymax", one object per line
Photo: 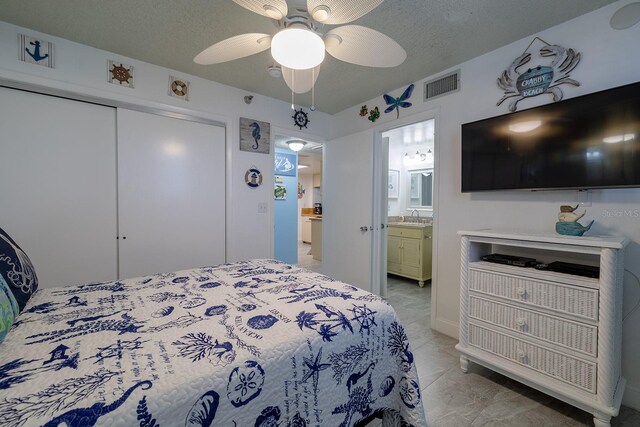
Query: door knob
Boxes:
[{"xmin": 381, "ymin": 224, "xmax": 386, "ymax": 229}]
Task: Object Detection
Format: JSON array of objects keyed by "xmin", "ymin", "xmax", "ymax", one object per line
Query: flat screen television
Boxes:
[{"xmin": 461, "ymin": 81, "xmax": 640, "ymax": 192}]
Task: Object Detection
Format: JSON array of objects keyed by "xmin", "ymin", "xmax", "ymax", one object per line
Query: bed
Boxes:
[{"xmin": 0, "ymin": 259, "xmax": 426, "ymax": 426}]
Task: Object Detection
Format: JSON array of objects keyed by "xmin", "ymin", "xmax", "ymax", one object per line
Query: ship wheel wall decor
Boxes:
[
  {"xmin": 292, "ymin": 108, "xmax": 310, "ymax": 130},
  {"xmin": 108, "ymin": 60, "xmax": 134, "ymax": 88}
]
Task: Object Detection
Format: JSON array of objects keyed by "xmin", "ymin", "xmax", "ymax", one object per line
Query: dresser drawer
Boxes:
[
  {"xmin": 469, "ymin": 268, "xmax": 599, "ymax": 321},
  {"xmin": 470, "ymin": 295, "xmax": 597, "ymax": 357},
  {"xmin": 469, "ymin": 322, "xmax": 596, "ymax": 393}
]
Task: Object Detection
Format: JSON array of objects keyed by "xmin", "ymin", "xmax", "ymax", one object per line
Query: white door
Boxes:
[
  {"xmin": 323, "ymin": 133, "xmax": 375, "ymax": 290},
  {"xmin": 374, "ymin": 137, "xmax": 390, "ymax": 297},
  {"xmin": 0, "ymin": 87, "xmax": 118, "ymax": 287},
  {"xmin": 117, "ymin": 109, "xmax": 226, "ymax": 278}
]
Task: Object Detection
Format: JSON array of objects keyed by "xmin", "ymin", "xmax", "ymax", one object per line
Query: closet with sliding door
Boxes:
[{"xmin": 0, "ymin": 87, "xmax": 226, "ymax": 288}]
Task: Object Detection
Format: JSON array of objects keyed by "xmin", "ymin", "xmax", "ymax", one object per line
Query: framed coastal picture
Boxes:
[
  {"xmin": 388, "ymin": 169, "xmax": 399, "ymax": 199},
  {"xmin": 240, "ymin": 117, "xmax": 270, "ymax": 154},
  {"xmin": 274, "ymin": 184, "xmax": 287, "ymax": 200}
]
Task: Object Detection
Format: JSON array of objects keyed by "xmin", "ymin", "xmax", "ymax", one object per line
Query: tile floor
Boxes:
[
  {"xmin": 298, "ymin": 241, "xmax": 322, "ymax": 273},
  {"xmin": 377, "ymin": 274, "xmax": 640, "ymax": 427}
]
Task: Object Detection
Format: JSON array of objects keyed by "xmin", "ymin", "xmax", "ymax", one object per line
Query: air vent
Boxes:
[{"xmin": 424, "ymin": 70, "xmax": 460, "ymax": 101}]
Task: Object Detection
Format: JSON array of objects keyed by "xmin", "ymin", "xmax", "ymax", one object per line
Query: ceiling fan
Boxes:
[{"xmin": 194, "ymin": 0, "xmax": 406, "ymax": 97}]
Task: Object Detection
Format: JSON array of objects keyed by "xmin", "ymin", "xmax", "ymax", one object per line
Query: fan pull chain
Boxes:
[
  {"xmin": 291, "ymin": 71, "xmax": 295, "ymax": 109},
  {"xmin": 310, "ymin": 68, "xmax": 316, "ymax": 111}
]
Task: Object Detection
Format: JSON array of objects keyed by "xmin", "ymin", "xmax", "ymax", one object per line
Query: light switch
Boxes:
[{"xmin": 258, "ymin": 202, "xmax": 268, "ymax": 213}]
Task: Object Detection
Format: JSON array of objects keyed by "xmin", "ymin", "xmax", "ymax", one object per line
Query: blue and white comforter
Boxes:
[{"xmin": 0, "ymin": 259, "xmax": 426, "ymax": 427}]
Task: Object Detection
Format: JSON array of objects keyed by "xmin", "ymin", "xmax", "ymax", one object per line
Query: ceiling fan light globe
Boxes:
[
  {"xmin": 288, "ymin": 140, "xmax": 307, "ymax": 152},
  {"xmin": 311, "ymin": 6, "xmax": 331, "ymax": 22},
  {"xmin": 263, "ymin": 5, "xmax": 284, "ymax": 20},
  {"xmin": 271, "ymin": 27, "xmax": 326, "ymax": 70}
]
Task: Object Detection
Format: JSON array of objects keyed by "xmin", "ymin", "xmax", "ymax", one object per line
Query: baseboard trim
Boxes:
[
  {"xmin": 432, "ymin": 317, "xmax": 459, "ymax": 339},
  {"xmin": 623, "ymin": 382, "xmax": 640, "ymax": 411}
]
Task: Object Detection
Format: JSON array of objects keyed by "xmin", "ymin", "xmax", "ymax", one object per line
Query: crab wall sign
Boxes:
[{"xmin": 497, "ymin": 38, "xmax": 581, "ymax": 112}]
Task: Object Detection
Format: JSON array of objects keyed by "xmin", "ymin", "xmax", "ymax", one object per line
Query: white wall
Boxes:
[
  {"xmin": 332, "ymin": 0, "xmax": 640, "ymax": 410},
  {"xmin": 0, "ymin": 20, "xmax": 334, "ymax": 263}
]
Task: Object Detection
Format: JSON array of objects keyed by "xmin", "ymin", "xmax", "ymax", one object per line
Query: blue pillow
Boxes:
[
  {"xmin": 0, "ymin": 226, "xmax": 38, "ymax": 312},
  {"xmin": 0, "ymin": 275, "xmax": 20, "ymax": 343}
]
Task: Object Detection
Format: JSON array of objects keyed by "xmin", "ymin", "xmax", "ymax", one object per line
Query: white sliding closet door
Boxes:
[
  {"xmin": 0, "ymin": 87, "xmax": 118, "ymax": 288},
  {"xmin": 117, "ymin": 109, "xmax": 226, "ymax": 279}
]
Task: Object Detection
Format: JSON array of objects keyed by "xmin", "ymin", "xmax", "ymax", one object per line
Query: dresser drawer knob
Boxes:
[
  {"xmin": 516, "ymin": 317, "xmax": 527, "ymax": 327},
  {"xmin": 516, "ymin": 349, "xmax": 527, "ymax": 362},
  {"xmin": 516, "ymin": 287, "xmax": 527, "ymax": 298}
]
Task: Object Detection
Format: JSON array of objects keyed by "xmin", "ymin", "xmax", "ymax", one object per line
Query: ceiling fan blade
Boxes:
[
  {"xmin": 324, "ymin": 25, "xmax": 406, "ymax": 67},
  {"xmin": 232, "ymin": 0, "xmax": 288, "ymax": 20},
  {"xmin": 307, "ymin": 0, "xmax": 383, "ymax": 24},
  {"xmin": 282, "ymin": 65, "xmax": 321, "ymax": 94},
  {"xmin": 194, "ymin": 33, "xmax": 272, "ymax": 65}
]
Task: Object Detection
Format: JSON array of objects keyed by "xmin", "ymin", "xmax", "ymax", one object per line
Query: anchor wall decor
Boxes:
[
  {"xmin": 18, "ymin": 34, "xmax": 54, "ymax": 68},
  {"xmin": 497, "ymin": 37, "xmax": 581, "ymax": 112}
]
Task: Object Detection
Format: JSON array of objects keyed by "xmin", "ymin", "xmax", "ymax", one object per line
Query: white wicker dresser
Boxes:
[{"xmin": 456, "ymin": 230, "xmax": 628, "ymax": 427}]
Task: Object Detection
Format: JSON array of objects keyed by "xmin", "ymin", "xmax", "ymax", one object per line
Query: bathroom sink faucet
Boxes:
[{"xmin": 411, "ymin": 209, "xmax": 420, "ymax": 219}]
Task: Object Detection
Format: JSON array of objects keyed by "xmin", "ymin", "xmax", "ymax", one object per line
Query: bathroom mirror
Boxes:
[{"xmin": 409, "ymin": 169, "xmax": 433, "ymax": 208}]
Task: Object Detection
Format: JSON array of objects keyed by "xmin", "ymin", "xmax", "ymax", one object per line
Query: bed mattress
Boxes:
[{"xmin": 0, "ymin": 259, "xmax": 426, "ymax": 426}]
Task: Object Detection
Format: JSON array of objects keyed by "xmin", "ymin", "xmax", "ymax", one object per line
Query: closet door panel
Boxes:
[
  {"xmin": 117, "ymin": 109, "xmax": 226, "ymax": 279},
  {"xmin": 0, "ymin": 87, "xmax": 118, "ymax": 288}
]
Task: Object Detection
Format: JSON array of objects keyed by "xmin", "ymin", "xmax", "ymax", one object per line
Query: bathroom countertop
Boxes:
[{"xmin": 387, "ymin": 222, "xmax": 431, "ymax": 228}]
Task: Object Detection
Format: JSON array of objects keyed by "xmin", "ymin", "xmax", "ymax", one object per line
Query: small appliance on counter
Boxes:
[{"xmin": 314, "ymin": 203, "xmax": 322, "ymax": 215}]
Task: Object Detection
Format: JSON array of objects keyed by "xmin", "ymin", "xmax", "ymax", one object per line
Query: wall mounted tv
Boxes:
[{"xmin": 461, "ymin": 81, "xmax": 640, "ymax": 192}]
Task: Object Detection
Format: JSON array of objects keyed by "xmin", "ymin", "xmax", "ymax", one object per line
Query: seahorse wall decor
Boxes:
[{"xmin": 555, "ymin": 204, "xmax": 594, "ymax": 236}]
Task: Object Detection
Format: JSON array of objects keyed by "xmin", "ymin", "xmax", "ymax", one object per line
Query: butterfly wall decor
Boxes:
[{"xmin": 383, "ymin": 84, "xmax": 415, "ymax": 119}]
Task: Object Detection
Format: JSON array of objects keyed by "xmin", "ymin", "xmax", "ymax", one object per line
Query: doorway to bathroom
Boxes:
[{"xmin": 382, "ymin": 119, "xmax": 435, "ymax": 303}]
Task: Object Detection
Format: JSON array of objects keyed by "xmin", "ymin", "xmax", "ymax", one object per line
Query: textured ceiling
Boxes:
[{"xmin": 0, "ymin": 0, "xmax": 617, "ymax": 113}]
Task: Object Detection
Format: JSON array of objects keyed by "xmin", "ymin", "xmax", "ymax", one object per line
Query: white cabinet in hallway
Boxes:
[
  {"xmin": 310, "ymin": 217, "xmax": 322, "ymax": 261},
  {"xmin": 302, "ymin": 217, "xmax": 312, "ymax": 243}
]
